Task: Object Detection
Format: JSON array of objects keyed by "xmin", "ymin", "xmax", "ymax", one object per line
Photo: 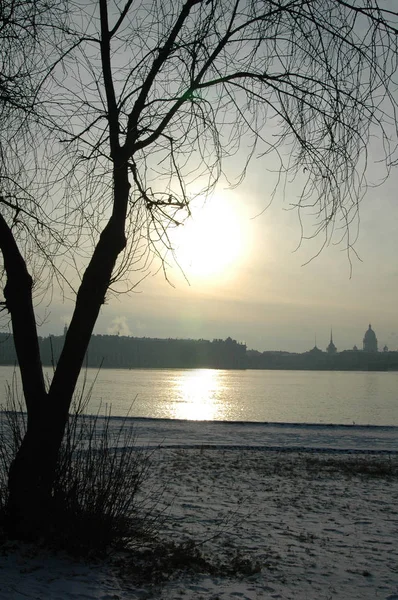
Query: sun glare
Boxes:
[
  {"xmin": 173, "ymin": 193, "xmax": 248, "ymax": 283},
  {"xmin": 170, "ymin": 369, "xmax": 226, "ymax": 421}
]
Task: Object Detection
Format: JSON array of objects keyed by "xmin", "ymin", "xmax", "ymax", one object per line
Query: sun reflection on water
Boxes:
[{"xmin": 170, "ymin": 369, "xmax": 226, "ymax": 420}]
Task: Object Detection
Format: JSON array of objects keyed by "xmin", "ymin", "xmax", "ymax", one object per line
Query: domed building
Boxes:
[{"xmin": 363, "ymin": 324, "xmax": 378, "ymax": 352}]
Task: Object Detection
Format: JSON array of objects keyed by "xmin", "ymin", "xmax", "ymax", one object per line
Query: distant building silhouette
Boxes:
[
  {"xmin": 2, "ymin": 323, "xmax": 395, "ymax": 372},
  {"xmin": 363, "ymin": 324, "xmax": 378, "ymax": 352},
  {"xmin": 308, "ymin": 339, "xmax": 323, "ymax": 355},
  {"xmin": 326, "ymin": 330, "xmax": 337, "ymax": 354}
]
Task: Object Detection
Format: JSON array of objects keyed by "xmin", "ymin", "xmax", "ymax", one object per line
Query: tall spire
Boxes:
[{"xmin": 327, "ymin": 328, "xmax": 337, "ymax": 354}]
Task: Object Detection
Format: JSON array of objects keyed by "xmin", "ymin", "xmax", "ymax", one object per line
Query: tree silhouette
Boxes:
[{"xmin": 1, "ymin": 0, "xmax": 397, "ymax": 538}]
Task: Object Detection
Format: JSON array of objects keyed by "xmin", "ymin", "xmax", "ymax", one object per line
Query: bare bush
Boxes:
[{"xmin": 0, "ymin": 376, "xmax": 163, "ymax": 555}]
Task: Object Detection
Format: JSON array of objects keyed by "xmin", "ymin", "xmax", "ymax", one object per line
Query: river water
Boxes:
[{"xmin": 0, "ymin": 366, "xmax": 397, "ymax": 426}]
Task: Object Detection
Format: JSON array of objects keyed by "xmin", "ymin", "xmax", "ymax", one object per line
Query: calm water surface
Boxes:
[{"xmin": 0, "ymin": 367, "xmax": 397, "ymax": 426}]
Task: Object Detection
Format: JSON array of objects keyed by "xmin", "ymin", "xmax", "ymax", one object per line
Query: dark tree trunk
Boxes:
[
  {"xmin": 0, "ymin": 162, "xmax": 130, "ymax": 539},
  {"xmin": 6, "ymin": 407, "xmax": 65, "ymax": 538}
]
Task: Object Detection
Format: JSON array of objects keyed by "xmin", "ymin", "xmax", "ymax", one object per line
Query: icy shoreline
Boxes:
[
  {"xmin": 113, "ymin": 416, "xmax": 398, "ymax": 453},
  {"xmin": 2, "ymin": 411, "xmax": 397, "ymax": 453}
]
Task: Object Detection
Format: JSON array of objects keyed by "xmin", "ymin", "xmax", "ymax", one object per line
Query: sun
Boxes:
[{"xmin": 172, "ymin": 192, "xmax": 248, "ymax": 283}]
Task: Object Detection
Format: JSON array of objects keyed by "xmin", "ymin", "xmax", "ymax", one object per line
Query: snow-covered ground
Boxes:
[{"xmin": 1, "ymin": 420, "xmax": 398, "ymax": 599}]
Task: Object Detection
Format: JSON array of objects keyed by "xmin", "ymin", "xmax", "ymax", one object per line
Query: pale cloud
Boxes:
[{"xmin": 107, "ymin": 316, "xmax": 131, "ymax": 337}]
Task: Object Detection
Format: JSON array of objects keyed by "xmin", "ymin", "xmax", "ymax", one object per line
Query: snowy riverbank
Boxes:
[
  {"xmin": 1, "ymin": 445, "xmax": 398, "ymax": 600},
  {"xmin": 106, "ymin": 416, "xmax": 398, "ymax": 453}
]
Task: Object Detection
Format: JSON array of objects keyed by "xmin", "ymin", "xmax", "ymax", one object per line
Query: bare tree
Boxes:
[{"xmin": 1, "ymin": 0, "xmax": 397, "ymax": 538}]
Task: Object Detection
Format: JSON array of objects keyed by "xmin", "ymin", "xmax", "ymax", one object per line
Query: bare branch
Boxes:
[{"xmin": 99, "ymin": 0, "xmax": 120, "ymax": 156}]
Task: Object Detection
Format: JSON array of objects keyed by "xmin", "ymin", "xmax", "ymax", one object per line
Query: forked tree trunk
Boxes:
[{"xmin": 1, "ymin": 163, "xmax": 129, "ymax": 539}]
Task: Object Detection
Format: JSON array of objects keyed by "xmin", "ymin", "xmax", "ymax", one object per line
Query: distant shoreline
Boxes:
[
  {"xmin": 1, "ymin": 363, "xmax": 398, "ymax": 372},
  {"xmin": 1, "ymin": 331, "xmax": 398, "ymax": 370}
]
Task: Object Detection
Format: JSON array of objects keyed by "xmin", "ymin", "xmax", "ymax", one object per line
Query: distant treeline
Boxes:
[
  {"xmin": 1, "ymin": 332, "xmax": 398, "ymax": 371},
  {"xmin": 0, "ymin": 332, "xmax": 247, "ymax": 369}
]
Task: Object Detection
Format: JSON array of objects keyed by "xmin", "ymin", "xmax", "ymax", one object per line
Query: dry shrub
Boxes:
[{"xmin": 0, "ymin": 372, "xmax": 163, "ymax": 555}]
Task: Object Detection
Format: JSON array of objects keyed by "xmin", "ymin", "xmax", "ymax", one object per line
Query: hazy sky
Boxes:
[
  {"xmin": 36, "ymin": 146, "xmax": 398, "ymax": 354},
  {"xmin": 22, "ymin": 2, "xmax": 398, "ymax": 354}
]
